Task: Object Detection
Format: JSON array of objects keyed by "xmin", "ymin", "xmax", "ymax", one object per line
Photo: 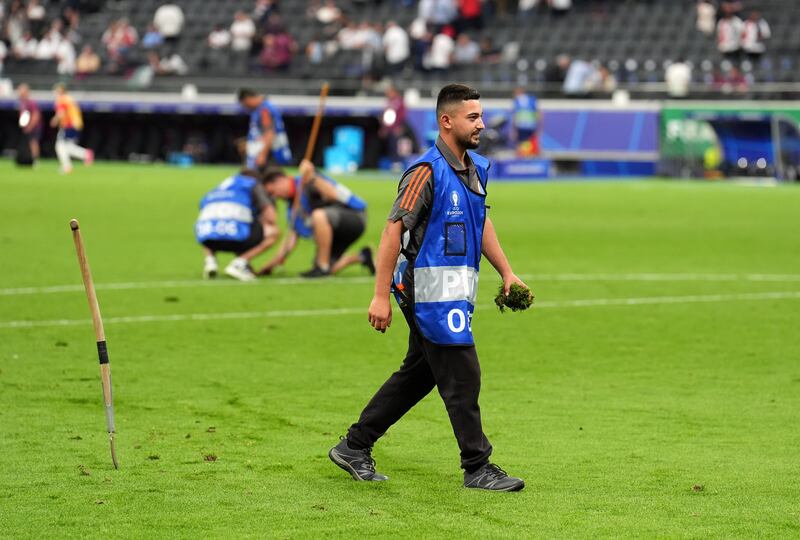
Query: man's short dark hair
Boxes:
[
  {"xmin": 237, "ymin": 87, "xmax": 258, "ymax": 102},
  {"xmin": 239, "ymin": 167, "xmax": 261, "ymax": 179},
  {"xmin": 436, "ymin": 84, "xmax": 481, "ymax": 116},
  {"xmin": 261, "ymin": 167, "xmax": 286, "ymax": 184}
]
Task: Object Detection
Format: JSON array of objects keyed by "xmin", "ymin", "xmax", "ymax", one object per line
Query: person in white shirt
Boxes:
[
  {"xmin": 208, "ymin": 25, "xmax": 231, "ymax": 49},
  {"xmin": 716, "ymin": 10, "xmax": 743, "ymax": 61},
  {"xmin": 696, "ymin": 0, "xmax": 716, "ymax": 36},
  {"xmin": 56, "ymin": 39, "xmax": 76, "ymax": 75},
  {"xmin": 36, "ymin": 27, "xmax": 62, "ymax": 60},
  {"xmin": 741, "ymin": 10, "xmax": 770, "ymax": 61},
  {"xmin": 230, "ymin": 11, "xmax": 256, "ymax": 51},
  {"xmin": 383, "ymin": 20, "xmax": 409, "ymax": 74},
  {"xmin": 13, "ymin": 31, "xmax": 39, "ymax": 59},
  {"xmin": 665, "ymin": 58, "xmax": 692, "ymax": 98},
  {"xmin": 425, "ymin": 29, "xmax": 454, "ymax": 71}
]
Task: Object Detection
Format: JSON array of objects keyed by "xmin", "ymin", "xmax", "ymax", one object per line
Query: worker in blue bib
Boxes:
[
  {"xmin": 238, "ymin": 88, "xmax": 292, "ymax": 171},
  {"xmin": 328, "ymin": 84, "xmax": 530, "ymax": 491},
  {"xmin": 511, "ymin": 87, "xmax": 540, "ymax": 156},
  {"xmin": 195, "ymin": 169, "xmax": 280, "ymax": 281},
  {"xmin": 258, "ymin": 159, "xmax": 375, "ymax": 278}
]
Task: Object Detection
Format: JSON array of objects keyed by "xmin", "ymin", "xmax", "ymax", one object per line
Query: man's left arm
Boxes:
[{"xmin": 481, "ymin": 216, "xmax": 530, "ymax": 295}]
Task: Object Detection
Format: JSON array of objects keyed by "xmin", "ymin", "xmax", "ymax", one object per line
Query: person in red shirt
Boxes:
[
  {"xmin": 458, "ymin": 0, "xmax": 483, "ymax": 31},
  {"xmin": 17, "ymin": 84, "xmax": 42, "ymax": 163}
]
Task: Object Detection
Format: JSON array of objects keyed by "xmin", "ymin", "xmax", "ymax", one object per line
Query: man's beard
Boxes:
[{"xmin": 457, "ymin": 131, "xmax": 481, "ymax": 150}]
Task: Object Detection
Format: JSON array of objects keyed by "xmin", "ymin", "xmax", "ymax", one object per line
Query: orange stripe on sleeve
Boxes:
[
  {"xmin": 399, "ymin": 165, "xmax": 426, "ymax": 209},
  {"xmin": 401, "ymin": 166, "xmax": 432, "ymax": 211}
]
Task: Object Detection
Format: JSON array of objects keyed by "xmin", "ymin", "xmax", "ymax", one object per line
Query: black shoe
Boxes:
[
  {"xmin": 328, "ymin": 437, "xmax": 388, "ymax": 481},
  {"xmin": 464, "ymin": 463, "xmax": 524, "ymax": 491},
  {"xmin": 300, "ymin": 265, "xmax": 331, "ymax": 278},
  {"xmin": 360, "ymin": 247, "xmax": 376, "ymax": 275}
]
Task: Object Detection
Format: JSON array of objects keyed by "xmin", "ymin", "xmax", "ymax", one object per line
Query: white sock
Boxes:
[{"xmin": 205, "ymin": 255, "xmax": 217, "ymax": 266}]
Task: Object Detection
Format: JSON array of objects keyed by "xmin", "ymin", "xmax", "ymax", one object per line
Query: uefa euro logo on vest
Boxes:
[
  {"xmin": 394, "ymin": 145, "xmax": 489, "ymax": 346},
  {"xmin": 195, "ymin": 175, "xmax": 258, "ymax": 242}
]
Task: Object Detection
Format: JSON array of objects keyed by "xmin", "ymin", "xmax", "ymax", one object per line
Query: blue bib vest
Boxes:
[
  {"xmin": 195, "ymin": 174, "xmax": 258, "ymax": 243},
  {"xmin": 512, "ymin": 94, "xmax": 538, "ymax": 132},
  {"xmin": 247, "ymin": 99, "xmax": 292, "ymax": 167},
  {"xmin": 394, "ymin": 145, "xmax": 489, "ymax": 346},
  {"xmin": 288, "ymin": 173, "xmax": 368, "ymax": 238}
]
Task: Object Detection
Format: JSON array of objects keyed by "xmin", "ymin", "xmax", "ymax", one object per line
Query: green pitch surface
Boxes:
[{"xmin": 1, "ymin": 161, "xmax": 799, "ymax": 538}]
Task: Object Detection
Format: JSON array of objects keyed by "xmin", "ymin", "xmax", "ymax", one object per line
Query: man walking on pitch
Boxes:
[
  {"xmin": 195, "ymin": 169, "xmax": 280, "ymax": 281},
  {"xmin": 17, "ymin": 84, "xmax": 43, "ymax": 164},
  {"xmin": 51, "ymin": 84, "xmax": 94, "ymax": 174},
  {"xmin": 329, "ymin": 84, "xmax": 528, "ymax": 491},
  {"xmin": 238, "ymin": 88, "xmax": 292, "ymax": 171},
  {"xmin": 259, "ymin": 159, "xmax": 374, "ymax": 278}
]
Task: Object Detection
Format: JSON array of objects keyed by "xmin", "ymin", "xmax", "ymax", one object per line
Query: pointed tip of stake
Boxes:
[
  {"xmin": 110, "ymin": 432, "xmax": 119, "ymax": 469},
  {"xmin": 69, "ymin": 219, "xmax": 79, "ymax": 231}
]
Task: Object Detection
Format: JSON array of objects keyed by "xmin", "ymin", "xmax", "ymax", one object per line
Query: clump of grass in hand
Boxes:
[{"xmin": 495, "ymin": 282, "xmax": 534, "ymax": 313}]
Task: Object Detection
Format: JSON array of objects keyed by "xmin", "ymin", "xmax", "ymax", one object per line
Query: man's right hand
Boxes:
[{"xmin": 368, "ymin": 295, "xmax": 392, "ymax": 333}]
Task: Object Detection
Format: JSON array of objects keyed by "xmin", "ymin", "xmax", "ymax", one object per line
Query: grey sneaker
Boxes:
[
  {"xmin": 328, "ymin": 438, "xmax": 388, "ymax": 481},
  {"xmin": 464, "ymin": 463, "xmax": 525, "ymax": 491}
]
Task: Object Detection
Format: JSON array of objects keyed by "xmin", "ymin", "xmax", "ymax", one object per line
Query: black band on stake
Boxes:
[{"xmin": 97, "ymin": 341, "xmax": 109, "ymax": 364}]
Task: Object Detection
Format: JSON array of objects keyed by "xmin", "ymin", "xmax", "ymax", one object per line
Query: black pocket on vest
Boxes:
[{"xmin": 444, "ymin": 222, "xmax": 467, "ymax": 256}]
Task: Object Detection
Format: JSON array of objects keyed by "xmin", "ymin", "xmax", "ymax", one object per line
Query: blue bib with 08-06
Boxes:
[
  {"xmin": 195, "ymin": 174, "xmax": 258, "ymax": 243},
  {"xmin": 289, "ymin": 173, "xmax": 367, "ymax": 238},
  {"xmin": 403, "ymin": 145, "xmax": 489, "ymax": 346},
  {"xmin": 247, "ymin": 100, "xmax": 292, "ymax": 166}
]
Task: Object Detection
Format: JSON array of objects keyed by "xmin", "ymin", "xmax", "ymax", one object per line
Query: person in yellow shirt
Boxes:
[{"xmin": 50, "ymin": 84, "xmax": 94, "ymax": 173}]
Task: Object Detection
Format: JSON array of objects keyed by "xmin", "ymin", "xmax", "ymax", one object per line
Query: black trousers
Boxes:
[{"xmin": 347, "ymin": 305, "xmax": 493, "ymax": 472}]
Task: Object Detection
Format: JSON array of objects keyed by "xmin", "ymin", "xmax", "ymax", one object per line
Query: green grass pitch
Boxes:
[{"xmin": 1, "ymin": 160, "xmax": 799, "ymax": 538}]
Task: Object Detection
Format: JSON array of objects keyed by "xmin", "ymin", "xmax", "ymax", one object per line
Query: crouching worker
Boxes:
[
  {"xmin": 195, "ymin": 169, "xmax": 280, "ymax": 281},
  {"xmin": 259, "ymin": 159, "xmax": 375, "ymax": 278}
]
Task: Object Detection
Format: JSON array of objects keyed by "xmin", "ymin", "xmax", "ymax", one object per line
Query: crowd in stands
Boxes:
[{"xmin": 0, "ymin": 0, "xmax": 787, "ymax": 97}]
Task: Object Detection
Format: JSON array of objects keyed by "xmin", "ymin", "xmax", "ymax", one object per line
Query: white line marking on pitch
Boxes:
[
  {"xmin": 2, "ymin": 291, "xmax": 799, "ymax": 330},
  {"xmin": 3, "ymin": 273, "xmax": 800, "ymax": 297}
]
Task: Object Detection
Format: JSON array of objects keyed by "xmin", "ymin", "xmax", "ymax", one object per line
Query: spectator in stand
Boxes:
[
  {"xmin": 61, "ymin": 8, "xmax": 83, "ymax": 46},
  {"xmin": 0, "ymin": 39, "xmax": 6, "ymax": 76},
  {"xmin": 253, "ymin": 0, "xmax": 279, "ymax": 28},
  {"xmin": 383, "ymin": 20, "xmax": 409, "ymax": 75},
  {"xmin": 418, "ymin": 0, "xmax": 457, "ymax": 33},
  {"xmin": 26, "ymin": 0, "xmax": 46, "ymax": 36},
  {"xmin": 360, "ymin": 22, "xmax": 383, "ymax": 82},
  {"xmin": 55, "ymin": 35, "xmax": 76, "ymax": 75},
  {"xmin": 548, "ymin": 0, "xmax": 572, "ymax": 15},
  {"xmin": 230, "ymin": 11, "xmax": 256, "ymax": 71},
  {"xmin": 408, "ymin": 17, "xmax": 429, "ymax": 71},
  {"xmin": 518, "ymin": 0, "xmax": 541, "ymax": 17},
  {"xmin": 17, "ymin": 84, "xmax": 43, "ymax": 162},
  {"xmin": 36, "ymin": 23, "xmax": 62, "ymax": 60},
  {"xmin": 452, "ymin": 33, "xmax": 479, "ymax": 65},
  {"xmin": 425, "ymin": 26, "xmax": 454, "ymax": 72},
  {"xmin": 720, "ymin": 1, "xmax": 743, "ymax": 17},
  {"xmin": 262, "ymin": 12, "xmax": 286, "ymax": 35},
  {"xmin": 563, "ymin": 57, "xmax": 594, "ymax": 96},
  {"xmin": 258, "ymin": 30, "xmax": 295, "ymax": 71},
  {"xmin": 314, "ymin": 0, "xmax": 342, "ymax": 25},
  {"xmin": 665, "ymin": 58, "xmax": 692, "ymax": 98},
  {"xmin": 716, "ymin": 64, "xmax": 748, "ymax": 94},
  {"xmin": 306, "ymin": 33, "xmax": 325, "ymax": 65},
  {"xmin": 741, "ymin": 10, "xmax": 770, "ymax": 63},
  {"xmin": 5, "ymin": 1, "xmax": 27, "ymax": 44},
  {"xmin": 208, "ymin": 24, "xmax": 231, "ymax": 49},
  {"xmin": 231, "ymin": 11, "xmax": 256, "ymax": 52},
  {"xmin": 337, "ymin": 20, "xmax": 361, "ymax": 50},
  {"xmin": 76, "ymin": 44, "xmax": 101, "ymax": 77},
  {"xmin": 153, "ymin": 3, "xmax": 184, "ymax": 52},
  {"xmin": 102, "ymin": 18, "xmax": 138, "ymax": 72},
  {"xmin": 696, "ymin": 0, "xmax": 716, "ymax": 36},
  {"xmin": 716, "ymin": 8, "xmax": 743, "ymax": 62},
  {"xmin": 478, "ymin": 35, "xmax": 502, "ymax": 64},
  {"xmin": 458, "ymin": 0, "xmax": 483, "ymax": 32},
  {"xmin": 13, "ymin": 31, "xmax": 38, "ymax": 59},
  {"xmin": 142, "ymin": 23, "xmax": 164, "ymax": 50}
]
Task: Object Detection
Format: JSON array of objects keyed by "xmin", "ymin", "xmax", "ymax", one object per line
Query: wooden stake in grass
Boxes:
[
  {"xmin": 69, "ymin": 219, "xmax": 119, "ymax": 469},
  {"xmin": 290, "ymin": 82, "xmax": 330, "ymax": 230}
]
